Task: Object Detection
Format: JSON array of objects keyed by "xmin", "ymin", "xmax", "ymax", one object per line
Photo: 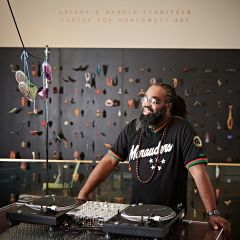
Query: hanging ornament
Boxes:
[
  {"xmin": 227, "ymin": 134, "xmax": 233, "ymax": 140},
  {"xmin": 118, "ymin": 109, "xmax": 122, "ymax": 117},
  {"xmin": 85, "ymin": 72, "xmax": 92, "ymax": 88},
  {"xmin": 217, "ymin": 79, "xmax": 222, "ymax": 86},
  {"xmin": 117, "ymin": 66, "xmax": 123, "ymax": 73},
  {"xmin": 102, "ymin": 65, "xmax": 108, "ymax": 76},
  {"xmin": 204, "ymin": 131, "xmax": 210, "ymax": 143},
  {"xmin": 74, "ymin": 108, "xmax": 80, "ymax": 117},
  {"xmin": 9, "ymin": 193, "xmax": 16, "ymax": 203},
  {"xmin": 72, "ymin": 65, "xmax": 88, "ymax": 71},
  {"xmin": 9, "ymin": 151, "xmax": 16, "ymax": 159},
  {"xmin": 42, "ymin": 62, "xmax": 52, "ymax": 83},
  {"xmin": 96, "ymin": 64, "xmax": 101, "ymax": 76},
  {"xmin": 227, "ymin": 105, "xmax": 233, "ymax": 130},
  {"xmin": 21, "ymin": 96, "xmax": 25, "ymax": 109},
  {"xmin": 38, "ymin": 87, "xmax": 49, "ymax": 101},
  {"xmin": 193, "ymin": 208, "xmax": 197, "ymax": 218},
  {"xmin": 117, "ymin": 88, "xmax": 124, "ymax": 94},
  {"xmin": 128, "ymin": 99, "xmax": 136, "ymax": 109},
  {"xmin": 32, "ymin": 172, "xmax": 36, "ymax": 183},
  {"xmin": 105, "ymin": 99, "xmax": 113, "ymax": 107},
  {"xmin": 37, "ymin": 62, "xmax": 41, "ymax": 77},
  {"xmin": 73, "ymin": 150, "xmax": 80, "ymax": 160},
  {"xmin": 31, "ymin": 62, "xmax": 37, "ymax": 77},
  {"xmin": 172, "ymin": 77, "xmax": 178, "ymax": 89},
  {"xmin": 224, "ymin": 200, "xmax": 232, "ymax": 206},
  {"xmin": 16, "ymin": 70, "xmax": 38, "ymax": 103},
  {"xmin": 216, "ymin": 121, "xmax": 221, "ymax": 130},
  {"xmin": 102, "ymin": 109, "xmax": 107, "ymax": 118},
  {"xmin": 106, "ymin": 76, "xmax": 113, "ymax": 87},
  {"xmin": 20, "ymin": 162, "xmax": 27, "ymax": 170},
  {"xmin": 215, "ymin": 188, "xmax": 220, "ymax": 200},
  {"xmin": 215, "ymin": 165, "xmax": 220, "ymax": 179},
  {"xmin": 96, "ymin": 109, "xmax": 102, "ymax": 118},
  {"xmin": 137, "ymin": 89, "xmax": 145, "ymax": 97},
  {"xmin": 112, "ymin": 76, "xmax": 118, "ymax": 86},
  {"xmin": 96, "ymin": 88, "xmax": 101, "ymax": 95},
  {"xmin": 53, "ymin": 86, "xmax": 58, "ymax": 94}
]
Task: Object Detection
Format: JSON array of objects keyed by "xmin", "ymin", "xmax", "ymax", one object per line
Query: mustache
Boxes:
[{"xmin": 142, "ymin": 106, "xmax": 153, "ymax": 113}]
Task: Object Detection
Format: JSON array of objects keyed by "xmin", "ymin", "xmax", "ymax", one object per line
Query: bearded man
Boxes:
[{"xmin": 78, "ymin": 83, "xmax": 230, "ymax": 238}]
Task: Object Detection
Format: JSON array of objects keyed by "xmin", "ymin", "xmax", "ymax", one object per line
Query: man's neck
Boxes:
[{"xmin": 149, "ymin": 115, "xmax": 172, "ymax": 132}]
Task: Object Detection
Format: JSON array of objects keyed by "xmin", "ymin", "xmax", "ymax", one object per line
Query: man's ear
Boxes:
[{"xmin": 167, "ymin": 103, "xmax": 172, "ymax": 111}]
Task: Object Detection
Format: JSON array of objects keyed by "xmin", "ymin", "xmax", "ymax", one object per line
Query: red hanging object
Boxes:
[
  {"xmin": 9, "ymin": 151, "xmax": 16, "ymax": 159},
  {"xmin": 42, "ymin": 120, "xmax": 47, "ymax": 128},
  {"xmin": 20, "ymin": 162, "xmax": 27, "ymax": 170},
  {"xmin": 32, "ymin": 63, "xmax": 37, "ymax": 77},
  {"xmin": 21, "ymin": 96, "xmax": 25, "ymax": 109},
  {"xmin": 128, "ymin": 164, "xmax": 131, "ymax": 172},
  {"xmin": 215, "ymin": 188, "xmax": 220, "ymax": 199}
]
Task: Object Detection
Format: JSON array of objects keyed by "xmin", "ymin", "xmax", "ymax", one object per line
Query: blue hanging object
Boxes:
[
  {"xmin": 96, "ymin": 64, "xmax": 101, "ymax": 76},
  {"xmin": 227, "ymin": 134, "xmax": 233, "ymax": 140}
]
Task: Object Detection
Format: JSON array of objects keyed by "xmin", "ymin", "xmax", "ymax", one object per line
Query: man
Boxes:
[{"xmin": 78, "ymin": 83, "xmax": 231, "ymax": 238}]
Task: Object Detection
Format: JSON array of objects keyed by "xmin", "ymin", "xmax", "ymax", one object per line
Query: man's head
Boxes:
[{"xmin": 136, "ymin": 83, "xmax": 177, "ymax": 131}]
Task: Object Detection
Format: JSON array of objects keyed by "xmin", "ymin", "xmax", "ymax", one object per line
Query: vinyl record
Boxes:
[
  {"xmin": 25, "ymin": 196, "xmax": 78, "ymax": 212},
  {"xmin": 121, "ymin": 204, "xmax": 176, "ymax": 222},
  {"xmin": 32, "ymin": 196, "xmax": 77, "ymax": 208}
]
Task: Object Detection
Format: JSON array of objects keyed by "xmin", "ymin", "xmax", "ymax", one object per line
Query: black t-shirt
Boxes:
[{"xmin": 109, "ymin": 117, "xmax": 208, "ymax": 210}]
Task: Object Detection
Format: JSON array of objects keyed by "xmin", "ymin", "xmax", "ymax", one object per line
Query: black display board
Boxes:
[{"xmin": 1, "ymin": 48, "xmax": 240, "ymax": 163}]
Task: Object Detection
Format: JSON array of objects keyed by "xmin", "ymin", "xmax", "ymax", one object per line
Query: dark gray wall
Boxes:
[{"xmin": 1, "ymin": 48, "xmax": 240, "ymax": 163}]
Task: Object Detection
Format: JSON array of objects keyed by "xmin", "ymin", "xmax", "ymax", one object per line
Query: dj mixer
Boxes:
[{"xmin": 4, "ymin": 196, "xmax": 185, "ymax": 239}]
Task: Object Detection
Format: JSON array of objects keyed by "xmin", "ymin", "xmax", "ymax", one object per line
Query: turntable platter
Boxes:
[
  {"xmin": 103, "ymin": 204, "xmax": 185, "ymax": 238},
  {"xmin": 6, "ymin": 196, "xmax": 77, "ymax": 226},
  {"xmin": 121, "ymin": 204, "xmax": 176, "ymax": 222},
  {"xmin": 32, "ymin": 195, "xmax": 77, "ymax": 209}
]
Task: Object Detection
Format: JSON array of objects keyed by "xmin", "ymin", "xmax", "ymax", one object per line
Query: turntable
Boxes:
[
  {"xmin": 6, "ymin": 195, "xmax": 77, "ymax": 226},
  {"xmin": 103, "ymin": 204, "xmax": 185, "ymax": 238}
]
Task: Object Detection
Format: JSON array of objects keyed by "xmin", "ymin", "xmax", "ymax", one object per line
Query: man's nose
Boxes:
[{"xmin": 142, "ymin": 100, "xmax": 151, "ymax": 107}]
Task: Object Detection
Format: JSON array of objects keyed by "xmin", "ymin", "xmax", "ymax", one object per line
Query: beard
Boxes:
[{"xmin": 135, "ymin": 106, "xmax": 167, "ymax": 131}]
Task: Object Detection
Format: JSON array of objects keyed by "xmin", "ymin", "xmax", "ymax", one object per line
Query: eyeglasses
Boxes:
[{"xmin": 140, "ymin": 96, "xmax": 165, "ymax": 105}]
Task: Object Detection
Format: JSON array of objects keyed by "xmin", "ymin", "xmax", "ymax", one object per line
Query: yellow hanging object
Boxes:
[
  {"xmin": 227, "ymin": 105, "xmax": 233, "ymax": 130},
  {"xmin": 172, "ymin": 77, "xmax": 178, "ymax": 89}
]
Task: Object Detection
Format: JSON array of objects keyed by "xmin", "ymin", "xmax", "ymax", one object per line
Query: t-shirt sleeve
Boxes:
[
  {"xmin": 180, "ymin": 121, "xmax": 208, "ymax": 170},
  {"xmin": 108, "ymin": 124, "xmax": 129, "ymax": 162}
]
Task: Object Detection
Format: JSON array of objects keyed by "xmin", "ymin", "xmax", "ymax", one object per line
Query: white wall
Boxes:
[{"xmin": 1, "ymin": 0, "xmax": 240, "ymax": 48}]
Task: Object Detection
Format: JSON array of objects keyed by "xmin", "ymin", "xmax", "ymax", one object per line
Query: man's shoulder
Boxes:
[
  {"xmin": 171, "ymin": 116, "xmax": 189, "ymax": 126},
  {"xmin": 170, "ymin": 116, "xmax": 195, "ymax": 132},
  {"xmin": 125, "ymin": 119, "xmax": 137, "ymax": 127},
  {"xmin": 121, "ymin": 119, "xmax": 137, "ymax": 133}
]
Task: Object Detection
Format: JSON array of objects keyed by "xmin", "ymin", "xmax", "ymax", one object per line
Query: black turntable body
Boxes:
[
  {"xmin": 5, "ymin": 195, "xmax": 77, "ymax": 226},
  {"xmin": 103, "ymin": 204, "xmax": 185, "ymax": 238},
  {"xmin": 2, "ymin": 198, "xmax": 223, "ymax": 240}
]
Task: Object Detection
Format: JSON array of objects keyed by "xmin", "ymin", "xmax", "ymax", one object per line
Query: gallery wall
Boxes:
[{"xmin": 1, "ymin": 48, "xmax": 240, "ymax": 164}]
